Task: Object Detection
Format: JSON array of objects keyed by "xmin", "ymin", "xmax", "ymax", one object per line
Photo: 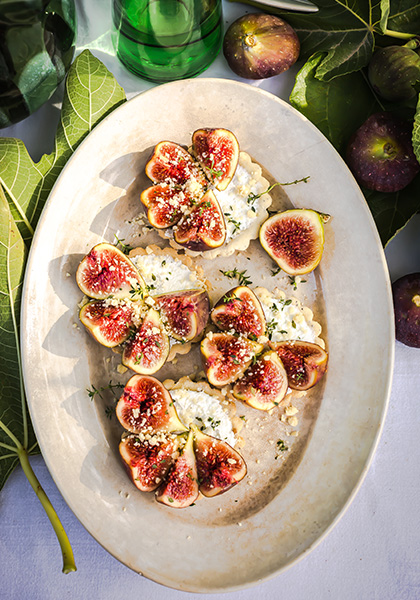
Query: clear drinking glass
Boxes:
[
  {"xmin": 112, "ymin": 0, "xmax": 223, "ymax": 83},
  {"xmin": 0, "ymin": 0, "xmax": 76, "ymax": 128}
]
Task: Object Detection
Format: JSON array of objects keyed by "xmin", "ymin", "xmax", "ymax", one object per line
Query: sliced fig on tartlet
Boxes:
[
  {"xmin": 232, "ymin": 351, "xmax": 288, "ymax": 411},
  {"xmin": 145, "ymin": 141, "xmax": 207, "ymax": 188},
  {"xmin": 76, "ymin": 243, "xmax": 145, "ymax": 300},
  {"xmin": 122, "ymin": 308, "xmax": 169, "ymax": 375},
  {"xmin": 140, "ymin": 183, "xmax": 193, "ymax": 229},
  {"xmin": 211, "ymin": 286, "xmax": 266, "ymax": 337},
  {"xmin": 173, "ymin": 189, "xmax": 226, "ymax": 252},
  {"xmin": 116, "ymin": 374, "xmax": 187, "ymax": 434},
  {"xmin": 192, "ymin": 128, "xmax": 240, "ymax": 191},
  {"xmin": 191, "ymin": 425, "xmax": 247, "ymax": 497},
  {"xmin": 79, "ymin": 298, "xmax": 140, "ymax": 347},
  {"xmin": 259, "ymin": 209, "xmax": 325, "ymax": 276},
  {"xmin": 270, "ymin": 340, "xmax": 328, "ymax": 390},
  {"xmin": 201, "ymin": 332, "xmax": 264, "ymax": 387},
  {"xmin": 154, "ymin": 289, "xmax": 210, "ymax": 342},
  {"xmin": 119, "ymin": 433, "xmax": 180, "ymax": 492},
  {"xmin": 155, "ymin": 429, "xmax": 199, "ymax": 508}
]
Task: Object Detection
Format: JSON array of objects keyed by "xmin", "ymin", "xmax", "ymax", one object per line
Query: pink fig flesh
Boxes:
[
  {"xmin": 79, "ymin": 299, "xmax": 135, "ymax": 347},
  {"xmin": 192, "ymin": 128, "xmax": 239, "ymax": 191},
  {"xmin": 145, "ymin": 141, "xmax": 207, "ymax": 187},
  {"xmin": 211, "ymin": 286, "xmax": 266, "ymax": 337},
  {"xmin": 233, "ymin": 351, "xmax": 288, "ymax": 410},
  {"xmin": 154, "ymin": 289, "xmax": 210, "ymax": 341},
  {"xmin": 270, "ymin": 340, "xmax": 328, "ymax": 390},
  {"xmin": 174, "ymin": 190, "xmax": 226, "ymax": 251},
  {"xmin": 122, "ymin": 308, "xmax": 169, "ymax": 375}
]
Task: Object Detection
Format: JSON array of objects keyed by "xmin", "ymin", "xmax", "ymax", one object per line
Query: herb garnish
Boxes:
[{"xmin": 219, "ymin": 268, "xmax": 252, "ymax": 286}]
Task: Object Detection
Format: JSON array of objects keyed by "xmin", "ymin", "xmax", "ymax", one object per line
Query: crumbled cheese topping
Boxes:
[
  {"xmin": 214, "ymin": 157, "xmax": 267, "ymax": 242},
  {"xmin": 130, "ymin": 253, "xmax": 204, "ymax": 295},
  {"xmin": 170, "ymin": 387, "xmax": 236, "ymax": 447},
  {"xmin": 257, "ymin": 290, "xmax": 318, "ymax": 343}
]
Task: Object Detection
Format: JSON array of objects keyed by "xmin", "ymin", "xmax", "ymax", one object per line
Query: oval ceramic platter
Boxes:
[{"xmin": 21, "ymin": 79, "xmax": 394, "ymax": 592}]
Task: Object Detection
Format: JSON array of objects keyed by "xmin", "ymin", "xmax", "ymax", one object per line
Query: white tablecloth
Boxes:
[{"xmin": 1, "ymin": 2, "xmax": 420, "ymax": 598}]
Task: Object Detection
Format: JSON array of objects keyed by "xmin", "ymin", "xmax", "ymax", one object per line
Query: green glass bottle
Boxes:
[
  {"xmin": 0, "ymin": 0, "xmax": 76, "ymax": 128},
  {"xmin": 112, "ymin": 0, "xmax": 223, "ymax": 83}
]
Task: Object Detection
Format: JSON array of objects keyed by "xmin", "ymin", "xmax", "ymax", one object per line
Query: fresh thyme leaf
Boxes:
[
  {"xmin": 219, "ymin": 268, "xmax": 252, "ymax": 286},
  {"xmin": 87, "ymin": 381, "xmax": 124, "ymax": 400},
  {"xmin": 114, "ymin": 235, "xmax": 132, "ymax": 254}
]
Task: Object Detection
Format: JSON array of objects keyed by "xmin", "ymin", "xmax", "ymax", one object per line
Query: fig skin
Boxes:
[
  {"xmin": 346, "ymin": 112, "xmax": 420, "ymax": 193},
  {"xmin": 392, "ymin": 272, "xmax": 420, "ymax": 348},
  {"xmin": 122, "ymin": 308, "xmax": 169, "ymax": 375},
  {"xmin": 192, "ymin": 425, "xmax": 247, "ymax": 497},
  {"xmin": 116, "ymin": 374, "xmax": 187, "ymax": 434},
  {"xmin": 76, "ymin": 243, "xmax": 145, "ymax": 300},
  {"xmin": 155, "ymin": 429, "xmax": 199, "ymax": 508},
  {"xmin": 223, "ymin": 13, "xmax": 300, "ymax": 80},
  {"xmin": 232, "ymin": 351, "xmax": 288, "ymax": 411},
  {"xmin": 119, "ymin": 434, "xmax": 180, "ymax": 492},
  {"xmin": 154, "ymin": 289, "xmax": 210, "ymax": 342},
  {"xmin": 270, "ymin": 340, "xmax": 328, "ymax": 390},
  {"xmin": 192, "ymin": 128, "xmax": 240, "ymax": 191},
  {"xmin": 259, "ymin": 209, "xmax": 325, "ymax": 276},
  {"xmin": 201, "ymin": 332, "xmax": 264, "ymax": 387},
  {"xmin": 368, "ymin": 45, "xmax": 420, "ymax": 102},
  {"xmin": 211, "ymin": 286, "xmax": 266, "ymax": 338},
  {"xmin": 174, "ymin": 190, "xmax": 227, "ymax": 252},
  {"xmin": 79, "ymin": 299, "xmax": 134, "ymax": 347}
]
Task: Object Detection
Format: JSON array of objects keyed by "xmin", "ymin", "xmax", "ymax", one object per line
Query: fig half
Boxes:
[
  {"xmin": 211, "ymin": 286, "xmax": 266, "ymax": 337},
  {"xmin": 174, "ymin": 189, "xmax": 226, "ymax": 252},
  {"xmin": 201, "ymin": 332, "xmax": 264, "ymax": 386},
  {"xmin": 223, "ymin": 14, "xmax": 300, "ymax": 80},
  {"xmin": 192, "ymin": 128, "xmax": 239, "ymax": 191},
  {"xmin": 346, "ymin": 112, "xmax": 420, "ymax": 193},
  {"xmin": 192, "ymin": 425, "xmax": 247, "ymax": 497},
  {"xmin": 140, "ymin": 183, "xmax": 193, "ymax": 229},
  {"xmin": 392, "ymin": 272, "xmax": 420, "ymax": 348},
  {"xmin": 154, "ymin": 289, "xmax": 210, "ymax": 342},
  {"xmin": 271, "ymin": 340, "xmax": 328, "ymax": 390},
  {"xmin": 260, "ymin": 209, "xmax": 325, "ymax": 276},
  {"xmin": 232, "ymin": 351, "xmax": 288, "ymax": 411},
  {"xmin": 76, "ymin": 243, "xmax": 145, "ymax": 300},
  {"xmin": 119, "ymin": 434, "xmax": 180, "ymax": 492},
  {"xmin": 79, "ymin": 299, "xmax": 135, "ymax": 347},
  {"xmin": 145, "ymin": 141, "xmax": 206, "ymax": 187},
  {"xmin": 155, "ymin": 429, "xmax": 199, "ymax": 508},
  {"xmin": 116, "ymin": 374, "xmax": 187, "ymax": 434},
  {"xmin": 122, "ymin": 308, "xmax": 169, "ymax": 374}
]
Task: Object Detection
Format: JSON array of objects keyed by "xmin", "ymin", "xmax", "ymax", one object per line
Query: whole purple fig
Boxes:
[
  {"xmin": 368, "ymin": 45, "xmax": 420, "ymax": 102},
  {"xmin": 392, "ymin": 273, "xmax": 420, "ymax": 348},
  {"xmin": 223, "ymin": 14, "xmax": 300, "ymax": 80},
  {"xmin": 346, "ymin": 112, "xmax": 420, "ymax": 193}
]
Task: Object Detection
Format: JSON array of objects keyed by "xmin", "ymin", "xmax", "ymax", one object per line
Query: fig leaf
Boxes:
[
  {"xmin": 388, "ymin": 1, "xmax": 420, "ymax": 35},
  {"xmin": 290, "ymin": 53, "xmax": 378, "ymax": 154},
  {"xmin": 0, "ymin": 50, "xmax": 126, "ymax": 571}
]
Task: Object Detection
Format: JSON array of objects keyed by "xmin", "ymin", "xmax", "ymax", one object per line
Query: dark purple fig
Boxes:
[
  {"xmin": 79, "ymin": 299, "xmax": 135, "ymax": 347},
  {"xmin": 154, "ymin": 289, "xmax": 210, "ymax": 342},
  {"xmin": 76, "ymin": 243, "xmax": 145, "ymax": 300},
  {"xmin": 232, "ymin": 351, "xmax": 288, "ymax": 411},
  {"xmin": 211, "ymin": 286, "xmax": 266, "ymax": 337},
  {"xmin": 368, "ymin": 44, "xmax": 420, "ymax": 102},
  {"xmin": 201, "ymin": 332, "xmax": 264, "ymax": 387},
  {"xmin": 119, "ymin": 434, "xmax": 180, "ymax": 492},
  {"xmin": 140, "ymin": 183, "xmax": 195, "ymax": 229},
  {"xmin": 173, "ymin": 190, "xmax": 226, "ymax": 251},
  {"xmin": 122, "ymin": 308, "xmax": 169, "ymax": 374},
  {"xmin": 145, "ymin": 141, "xmax": 207, "ymax": 188},
  {"xmin": 346, "ymin": 112, "xmax": 420, "ymax": 193},
  {"xmin": 192, "ymin": 425, "xmax": 247, "ymax": 497},
  {"xmin": 260, "ymin": 209, "xmax": 325, "ymax": 276},
  {"xmin": 155, "ymin": 430, "xmax": 199, "ymax": 508},
  {"xmin": 270, "ymin": 340, "xmax": 328, "ymax": 390},
  {"xmin": 192, "ymin": 128, "xmax": 239, "ymax": 191},
  {"xmin": 116, "ymin": 374, "xmax": 187, "ymax": 434},
  {"xmin": 392, "ymin": 272, "xmax": 420, "ymax": 348},
  {"xmin": 223, "ymin": 14, "xmax": 300, "ymax": 80}
]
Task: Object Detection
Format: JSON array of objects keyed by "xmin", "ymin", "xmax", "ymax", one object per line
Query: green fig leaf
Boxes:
[
  {"xmin": 290, "ymin": 53, "xmax": 378, "ymax": 153},
  {"xmin": 411, "ymin": 93, "xmax": 420, "ymax": 164},
  {"xmin": 364, "ymin": 175, "xmax": 420, "ymax": 246},
  {"xmin": 0, "ymin": 50, "xmax": 126, "ymax": 492},
  {"xmin": 387, "ymin": 0, "xmax": 420, "ymax": 35}
]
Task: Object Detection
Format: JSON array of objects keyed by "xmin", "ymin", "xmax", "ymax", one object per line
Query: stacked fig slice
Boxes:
[
  {"xmin": 76, "ymin": 243, "xmax": 210, "ymax": 375},
  {"xmin": 201, "ymin": 286, "xmax": 329, "ymax": 411},
  {"xmin": 117, "ymin": 374, "xmax": 247, "ymax": 507},
  {"xmin": 141, "ymin": 128, "xmax": 240, "ymax": 252}
]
